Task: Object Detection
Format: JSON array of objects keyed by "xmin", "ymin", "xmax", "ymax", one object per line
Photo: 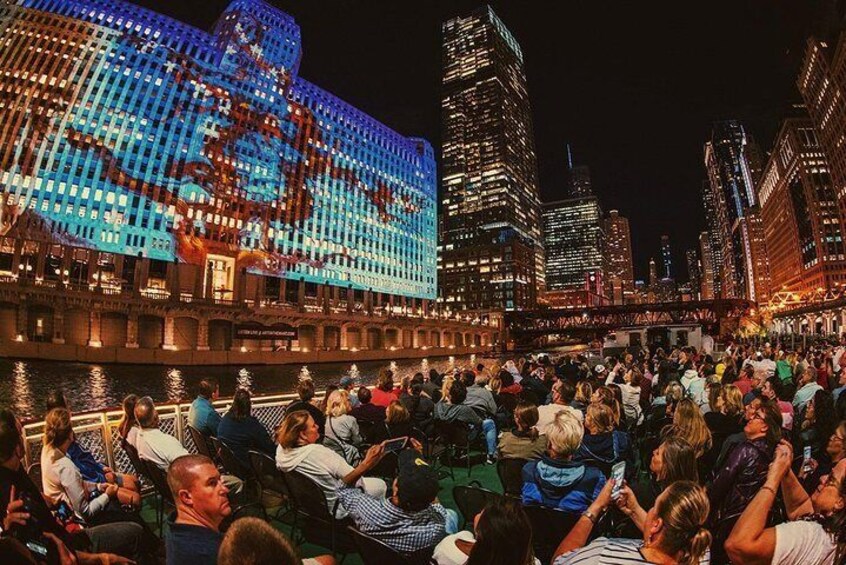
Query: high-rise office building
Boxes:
[
  {"xmin": 798, "ymin": 35, "xmax": 846, "ymax": 223},
  {"xmin": 569, "ymin": 165, "xmax": 593, "ymax": 198},
  {"xmin": 0, "ymin": 0, "xmax": 437, "ymax": 303},
  {"xmin": 543, "ymin": 196, "xmax": 605, "ymax": 292},
  {"xmin": 660, "ymin": 235, "xmax": 672, "ymax": 279},
  {"xmin": 758, "ymin": 115, "xmax": 846, "ymax": 297},
  {"xmin": 439, "ymin": 6, "xmax": 544, "ymax": 312},
  {"xmin": 686, "ymin": 248, "xmax": 701, "ymax": 300},
  {"xmin": 701, "ymin": 180, "xmax": 723, "ymax": 297},
  {"xmin": 602, "ymin": 210, "xmax": 634, "ymax": 303},
  {"xmin": 699, "ymin": 232, "xmax": 716, "ymax": 300},
  {"xmin": 744, "ymin": 206, "xmax": 771, "ymax": 303},
  {"xmin": 703, "ymin": 121, "xmax": 763, "ymax": 299},
  {"xmin": 649, "ymin": 258, "xmax": 658, "ymax": 288}
]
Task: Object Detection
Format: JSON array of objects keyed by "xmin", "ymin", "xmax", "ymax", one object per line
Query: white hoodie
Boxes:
[{"xmin": 680, "ymin": 369, "xmax": 707, "ymax": 409}]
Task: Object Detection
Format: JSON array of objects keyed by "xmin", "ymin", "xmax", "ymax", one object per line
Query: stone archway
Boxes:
[
  {"xmin": 138, "ymin": 315, "xmax": 164, "ymax": 349},
  {"xmin": 297, "ymin": 324, "xmax": 316, "ymax": 351},
  {"xmin": 173, "ymin": 317, "xmax": 199, "ymax": 350},
  {"xmin": 64, "ymin": 309, "xmax": 89, "ymax": 346},
  {"xmin": 101, "ymin": 312, "xmax": 128, "ymax": 347},
  {"xmin": 324, "ymin": 325, "xmax": 341, "ymax": 350},
  {"xmin": 26, "ymin": 304, "xmax": 53, "ymax": 342},
  {"xmin": 366, "ymin": 327, "xmax": 383, "ymax": 350},
  {"xmin": 208, "ymin": 319, "xmax": 233, "ymax": 351}
]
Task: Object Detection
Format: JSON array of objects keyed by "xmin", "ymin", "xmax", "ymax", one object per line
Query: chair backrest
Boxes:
[
  {"xmin": 349, "ymin": 526, "xmax": 436, "ymax": 565},
  {"xmin": 186, "ymin": 425, "xmax": 214, "ymax": 459},
  {"xmin": 498, "ymin": 393, "xmax": 518, "ymax": 414},
  {"xmin": 523, "ymin": 505, "xmax": 581, "ymax": 564},
  {"xmin": 496, "ymin": 458, "xmax": 527, "ymax": 497},
  {"xmin": 121, "ymin": 439, "xmax": 149, "ymax": 480},
  {"xmin": 435, "ymin": 419, "xmax": 471, "ymax": 446},
  {"xmin": 452, "ymin": 484, "xmax": 504, "ymax": 525},
  {"xmin": 26, "ymin": 463, "xmax": 43, "ymax": 494},
  {"xmin": 140, "ymin": 457, "xmax": 174, "ymax": 505},
  {"xmin": 357, "ymin": 419, "xmax": 377, "ymax": 443},
  {"xmin": 248, "ymin": 450, "xmax": 289, "ymax": 499},
  {"xmin": 211, "ymin": 437, "xmax": 252, "ymax": 480},
  {"xmin": 281, "ymin": 470, "xmax": 333, "ymax": 522}
]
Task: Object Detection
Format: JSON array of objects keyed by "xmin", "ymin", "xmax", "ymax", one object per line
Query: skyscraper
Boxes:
[
  {"xmin": 568, "ymin": 165, "xmax": 593, "ymax": 198},
  {"xmin": 701, "ymin": 180, "xmax": 723, "ymax": 297},
  {"xmin": 758, "ymin": 115, "xmax": 846, "ymax": 297},
  {"xmin": 699, "ymin": 232, "xmax": 716, "ymax": 300},
  {"xmin": 703, "ymin": 121, "xmax": 763, "ymax": 299},
  {"xmin": 439, "ymin": 6, "xmax": 544, "ymax": 312},
  {"xmin": 649, "ymin": 258, "xmax": 658, "ymax": 288},
  {"xmin": 602, "ymin": 210, "xmax": 634, "ymax": 303},
  {"xmin": 543, "ymin": 195, "xmax": 605, "ymax": 292},
  {"xmin": 686, "ymin": 248, "xmax": 702, "ymax": 300},
  {"xmin": 660, "ymin": 235, "xmax": 672, "ymax": 279}
]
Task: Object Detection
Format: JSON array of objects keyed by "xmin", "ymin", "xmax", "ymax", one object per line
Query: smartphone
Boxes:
[
  {"xmin": 54, "ymin": 500, "xmax": 73, "ymax": 522},
  {"xmin": 383, "ymin": 436, "xmax": 409, "ymax": 453},
  {"xmin": 802, "ymin": 445, "xmax": 812, "ymax": 473},
  {"xmin": 611, "ymin": 461, "xmax": 626, "ymax": 500}
]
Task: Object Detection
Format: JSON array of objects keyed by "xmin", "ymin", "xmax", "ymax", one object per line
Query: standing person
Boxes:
[
  {"xmin": 618, "ymin": 368, "xmax": 643, "ymax": 425},
  {"xmin": 187, "ymin": 380, "xmax": 222, "ymax": 438},
  {"xmin": 165, "ymin": 455, "xmax": 232, "ymax": 565}
]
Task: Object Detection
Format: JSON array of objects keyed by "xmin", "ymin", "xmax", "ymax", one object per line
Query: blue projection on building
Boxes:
[{"xmin": 0, "ymin": 0, "xmax": 436, "ymax": 299}]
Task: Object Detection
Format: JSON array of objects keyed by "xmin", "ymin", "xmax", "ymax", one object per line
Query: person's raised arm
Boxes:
[
  {"xmin": 724, "ymin": 443, "xmax": 791, "ymax": 565},
  {"xmin": 778, "ymin": 441, "xmax": 814, "ymax": 519},
  {"xmin": 342, "ymin": 443, "xmax": 384, "ymax": 486},
  {"xmin": 614, "ymin": 483, "xmax": 647, "ymax": 531},
  {"xmin": 554, "ymin": 478, "xmax": 614, "ymax": 558}
]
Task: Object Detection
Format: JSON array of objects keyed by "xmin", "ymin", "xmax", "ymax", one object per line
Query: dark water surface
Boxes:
[{"xmin": 0, "ymin": 355, "xmax": 492, "ymax": 419}]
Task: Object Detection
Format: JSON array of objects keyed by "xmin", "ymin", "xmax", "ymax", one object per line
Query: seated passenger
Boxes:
[
  {"xmin": 187, "ymin": 379, "xmax": 222, "ymax": 439},
  {"xmin": 537, "ymin": 381, "xmax": 583, "ymax": 433},
  {"xmin": 350, "ymin": 387, "xmax": 386, "ymax": 425},
  {"xmin": 338, "ymin": 445, "xmax": 459, "ymax": 554},
  {"xmin": 323, "ymin": 389, "xmax": 363, "ymax": 465},
  {"xmin": 286, "ymin": 379, "xmax": 326, "ymax": 440},
  {"xmin": 216, "ymin": 388, "xmax": 276, "ymax": 468},
  {"xmin": 134, "ymin": 397, "xmax": 189, "ymax": 472},
  {"xmin": 497, "ymin": 402, "xmax": 547, "ymax": 461},
  {"xmin": 553, "ymin": 480, "xmax": 711, "ymax": 565},
  {"xmin": 165, "ymin": 454, "xmax": 232, "ymax": 565},
  {"xmin": 574, "ymin": 403, "xmax": 631, "ymax": 468},
  {"xmin": 218, "ymin": 516, "xmax": 334, "ymax": 565},
  {"xmin": 434, "ymin": 380, "xmax": 498, "ymax": 464},
  {"xmin": 117, "ymin": 394, "xmax": 140, "ymax": 447},
  {"xmin": 275, "ymin": 410, "xmax": 387, "ymax": 519},
  {"xmin": 725, "ymin": 445, "xmax": 846, "ymax": 565},
  {"xmin": 371, "ymin": 369, "xmax": 400, "ymax": 408},
  {"xmin": 521, "ymin": 410, "xmax": 606, "ymax": 513}
]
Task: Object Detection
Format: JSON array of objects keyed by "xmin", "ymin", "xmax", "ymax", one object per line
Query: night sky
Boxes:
[{"xmin": 134, "ymin": 0, "xmax": 820, "ymax": 281}]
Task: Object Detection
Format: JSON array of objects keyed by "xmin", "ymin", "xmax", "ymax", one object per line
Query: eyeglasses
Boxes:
[{"xmin": 749, "ymin": 412, "xmax": 766, "ymax": 422}]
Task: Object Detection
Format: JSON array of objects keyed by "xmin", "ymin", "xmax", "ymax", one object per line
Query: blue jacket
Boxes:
[
  {"xmin": 66, "ymin": 442, "xmax": 106, "ymax": 483},
  {"xmin": 217, "ymin": 413, "xmax": 276, "ymax": 468},
  {"xmin": 521, "ymin": 456, "xmax": 606, "ymax": 513},
  {"xmin": 187, "ymin": 396, "xmax": 222, "ymax": 437},
  {"xmin": 575, "ymin": 431, "xmax": 631, "ymax": 465}
]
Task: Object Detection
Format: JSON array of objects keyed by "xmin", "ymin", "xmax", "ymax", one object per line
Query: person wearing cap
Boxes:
[
  {"xmin": 335, "ymin": 440, "xmax": 459, "ymax": 554},
  {"xmin": 339, "ymin": 376, "xmax": 360, "ymax": 408},
  {"xmin": 680, "ymin": 368, "xmax": 707, "ymax": 409},
  {"xmin": 593, "ymin": 364, "xmax": 606, "ymax": 379}
]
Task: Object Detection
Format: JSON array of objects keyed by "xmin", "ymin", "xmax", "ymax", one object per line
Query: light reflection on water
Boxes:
[{"xmin": 0, "ymin": 355, "xmax": 495, "ymax": 419}]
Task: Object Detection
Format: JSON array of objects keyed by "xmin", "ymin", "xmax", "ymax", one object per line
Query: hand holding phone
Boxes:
[
  {"xmin": 802, "ymin": 445, "xmax": 812, "ymax": 474},
  {"xmin": 611, "ymin": 461, "xmax": 626, "ymax": 500},
  {"xmin": 383, "ymin": 436, "xmax": 409, "ymax": 454}
]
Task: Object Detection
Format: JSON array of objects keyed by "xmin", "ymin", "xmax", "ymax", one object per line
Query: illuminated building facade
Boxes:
[
  {"xmin": 699, "ymin": 232, "xmax": 715, "ymax": 300},
  {"xmin": 686, "ymin": 248, "xmax": 701, "ymax": 300},
  {"xmin": 439, "ymin": 6, "xmax": 544, "ymax": 312},
  {"xmin": 660, "ymin": 235, "xmax": 672, "ymax": 279},
  {"xmin": 701, "ymin": 180, "xmax": 723, "ymax": 297},
  {"xmin": 703, "ymin": 121, "xmax": 763, "ymax": 300},
  {"xmin": 543, "ymin": 195, "xmax": 604, "ymax": 292},
  {"xmin": 0, "ymin": 0, "xmax": 437, "ymax": 302},
  {"xmin": 602, "ymin": 209, "xmax": 634, "ymax": 303},
  {"xmin": 758, "ymin": 116, "xmax": 846, "ymax": 297}
]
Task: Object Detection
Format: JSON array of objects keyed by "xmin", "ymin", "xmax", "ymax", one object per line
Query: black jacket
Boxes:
[{"xmin": 707, "ymin": 437, "xmax": 773, "ymax": 523}]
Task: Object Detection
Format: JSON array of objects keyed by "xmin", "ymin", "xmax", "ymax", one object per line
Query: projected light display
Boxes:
[{"xmin": 0, "ymin": 0, "xmax": 437, "ymax": 299}]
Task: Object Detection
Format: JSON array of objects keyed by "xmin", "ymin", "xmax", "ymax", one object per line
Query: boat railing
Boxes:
[{"xmin": 21, "ymin": 391, "xmax": 322, "ymax": 487}]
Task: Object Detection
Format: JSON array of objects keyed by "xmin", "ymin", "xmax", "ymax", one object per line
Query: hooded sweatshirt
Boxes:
[
  {"xmin": 521, "ymin": 456, "xmax": 606, "ymax": 513},
  {"xmin": 275, "ymin": 443, "xmax": 355, "ymax": 518}
]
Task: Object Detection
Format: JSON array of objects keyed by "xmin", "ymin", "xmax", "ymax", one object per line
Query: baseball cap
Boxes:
[
  {"xmin": 339, "ymin": 376, "xmax": 354, "ymax": 387},
  {"xmin": 593, "ymin": 364, "xmax": 606, "ymax": 374},
  {"xmin": 396, "ymin": 450, "xmax": 439, "ymax": 508}
]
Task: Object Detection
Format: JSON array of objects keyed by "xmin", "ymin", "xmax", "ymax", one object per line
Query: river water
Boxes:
[{"xmin": 0, "ymin": 355, "xmax": 494, "ymax": 419}]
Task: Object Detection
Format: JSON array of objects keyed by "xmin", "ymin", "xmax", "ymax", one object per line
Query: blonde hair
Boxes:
[
  {"xmin": 441, "ymin": 375, "xmax": 455, "ymax": 402},
  {"xmin": 546, "ymin": 410, "xmax": 583, "ymax": 458},
  {"xmin": 586, "ymin": 403, "xmax": 615, "ymax": 434},
  {"xmin": 720, "ymin": 384, "xmax": 743, "ymax": 417},
  {"xmin": 669, "ymin": 398, "xmax": 712, "ymax": 457},
  {"xmin": 386, "ymin": 400, "xmax": 410, "ymax": 425},
  {"xmin": 43, "ymin": 408, "xmax": 73, "ymax": 448},
  {"xmin": 325, "ymin": 389, "xmax": 351, "ymax": 418},
  {"xmin": 655, "ymin": 481, "xmax": 712, "ymax": 565},
  {"xmin": 276, "ymin": 410, "xmax": 311, "ymax": 449},
  {"xmin": 575, "ymin": 381, "xmax": 593, "ymax": 404},
  {"xmin": 489, "ymin": 375, "xmax": 502, "ymax": 394}
]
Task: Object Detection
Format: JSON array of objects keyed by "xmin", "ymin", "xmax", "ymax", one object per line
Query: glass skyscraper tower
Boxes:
[{"xmin": 439, "ymin": 6, "xmax": 543, "ymax": 312}]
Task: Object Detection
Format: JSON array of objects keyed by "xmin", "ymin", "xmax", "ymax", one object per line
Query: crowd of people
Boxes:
[{"xmin": 1, "ymin": 336, "xmax": 846, "ymax": 564}]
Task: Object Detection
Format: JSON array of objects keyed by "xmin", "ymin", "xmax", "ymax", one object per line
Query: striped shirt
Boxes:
[{"xmin": 554, "ymin": 537, "xmax": 710, "ymax": 565}]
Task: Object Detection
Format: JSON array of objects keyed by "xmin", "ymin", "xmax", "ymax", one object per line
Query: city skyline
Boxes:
[{"xmin": 128, "ymin": 0, "xmax": 819, "ymax": 281}]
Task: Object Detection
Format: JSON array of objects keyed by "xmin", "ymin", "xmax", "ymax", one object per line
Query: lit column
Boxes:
[
  {"xmin": 126, "ymin": 313, "xmax": 139, "ymax": 348},
  {"xmin": 87, "ymin": 250, "xmax": 99, "ymax": 287},
  {"xmin": 52, "ymin": 308, "xmax": 64, "ymax": 344},
  {"xmin": 314, "ymin": 325, "xmax": 325, "ymax": 351},
  {"xmin": 87, "ymin": 310, "xmax": 102, "ymax": 347},
  {"xmin": 15, "ymin": 301, "xmax": 27, "ymax": 341},
  {"xmin": 340, "ymin": 325, "xmax": 348, "ymax": 350},
  {"xmin": 297, "ymin": 279, "xmax": 305, "ymax": 311},
  {"xmin": 197, "ymin": 316, "xmax": 209, "ymax": 351},
  {"xmin": 162, "ymin": 316, "xmax": 176, "ymax": 350},
  {"xmin": 35, "ymin": 242, "xmax": 47, "ymax": 282}
]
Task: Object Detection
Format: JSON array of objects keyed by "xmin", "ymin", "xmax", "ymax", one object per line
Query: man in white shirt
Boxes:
[{"xmin": 134, "ymin": 397, "xmax": 189, "ymax": 471}]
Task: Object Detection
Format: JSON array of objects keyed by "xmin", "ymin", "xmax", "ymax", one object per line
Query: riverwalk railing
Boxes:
[{"xmin": 22, "ymin": 391, "xmax": 322, "ymax": 487}]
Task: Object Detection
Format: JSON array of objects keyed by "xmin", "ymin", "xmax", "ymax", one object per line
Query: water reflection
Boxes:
[
  {"xmin": 166, "ymin": 368, "xmax": 186, "ymax": 403},
  {"xmin": 0, "ymin": 354, "xmax": 495, "ymax": 418}
]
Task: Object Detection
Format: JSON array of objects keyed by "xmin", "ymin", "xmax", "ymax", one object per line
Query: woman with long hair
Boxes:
[
  {"xmin": 371, "ymin": 368, "xmax": 398, "ymax": 408},
  {"xmin": 498, "ymin": 402, "xmax": 547, "ymax": 461},
  {"xmin": 634, "ymin": 436, "xmax": 699, "ymax": 511},
  {"xmin": 323, "ymin": 389, "xmax": 363, "ymax": 464},
  {"xmin": 554, "ymin": 480, "xmax": 712, "ymax": 565},
  {"xmin": 434, "ymin": 498, "xmax": 538, "ymax": 565},
  {"xmin": 117, "ymin": 393, "xmax": 139, "ymax": 446},
  {"xmin": 801, "ymin": 390, "xmax": 838, "ymax": 454},
  {"xmin": 663, "ymin": 398, "xmax": 712, "ymax": 458}
]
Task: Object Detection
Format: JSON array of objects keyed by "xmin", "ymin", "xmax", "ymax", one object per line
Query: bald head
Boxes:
[
  {"xmin": 167, "ymin": 454, "xmax": 215, "ymax": 499},
  {"xmin": 134, "ymin": 396, "xmax": 157, "ymax": 429}
]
